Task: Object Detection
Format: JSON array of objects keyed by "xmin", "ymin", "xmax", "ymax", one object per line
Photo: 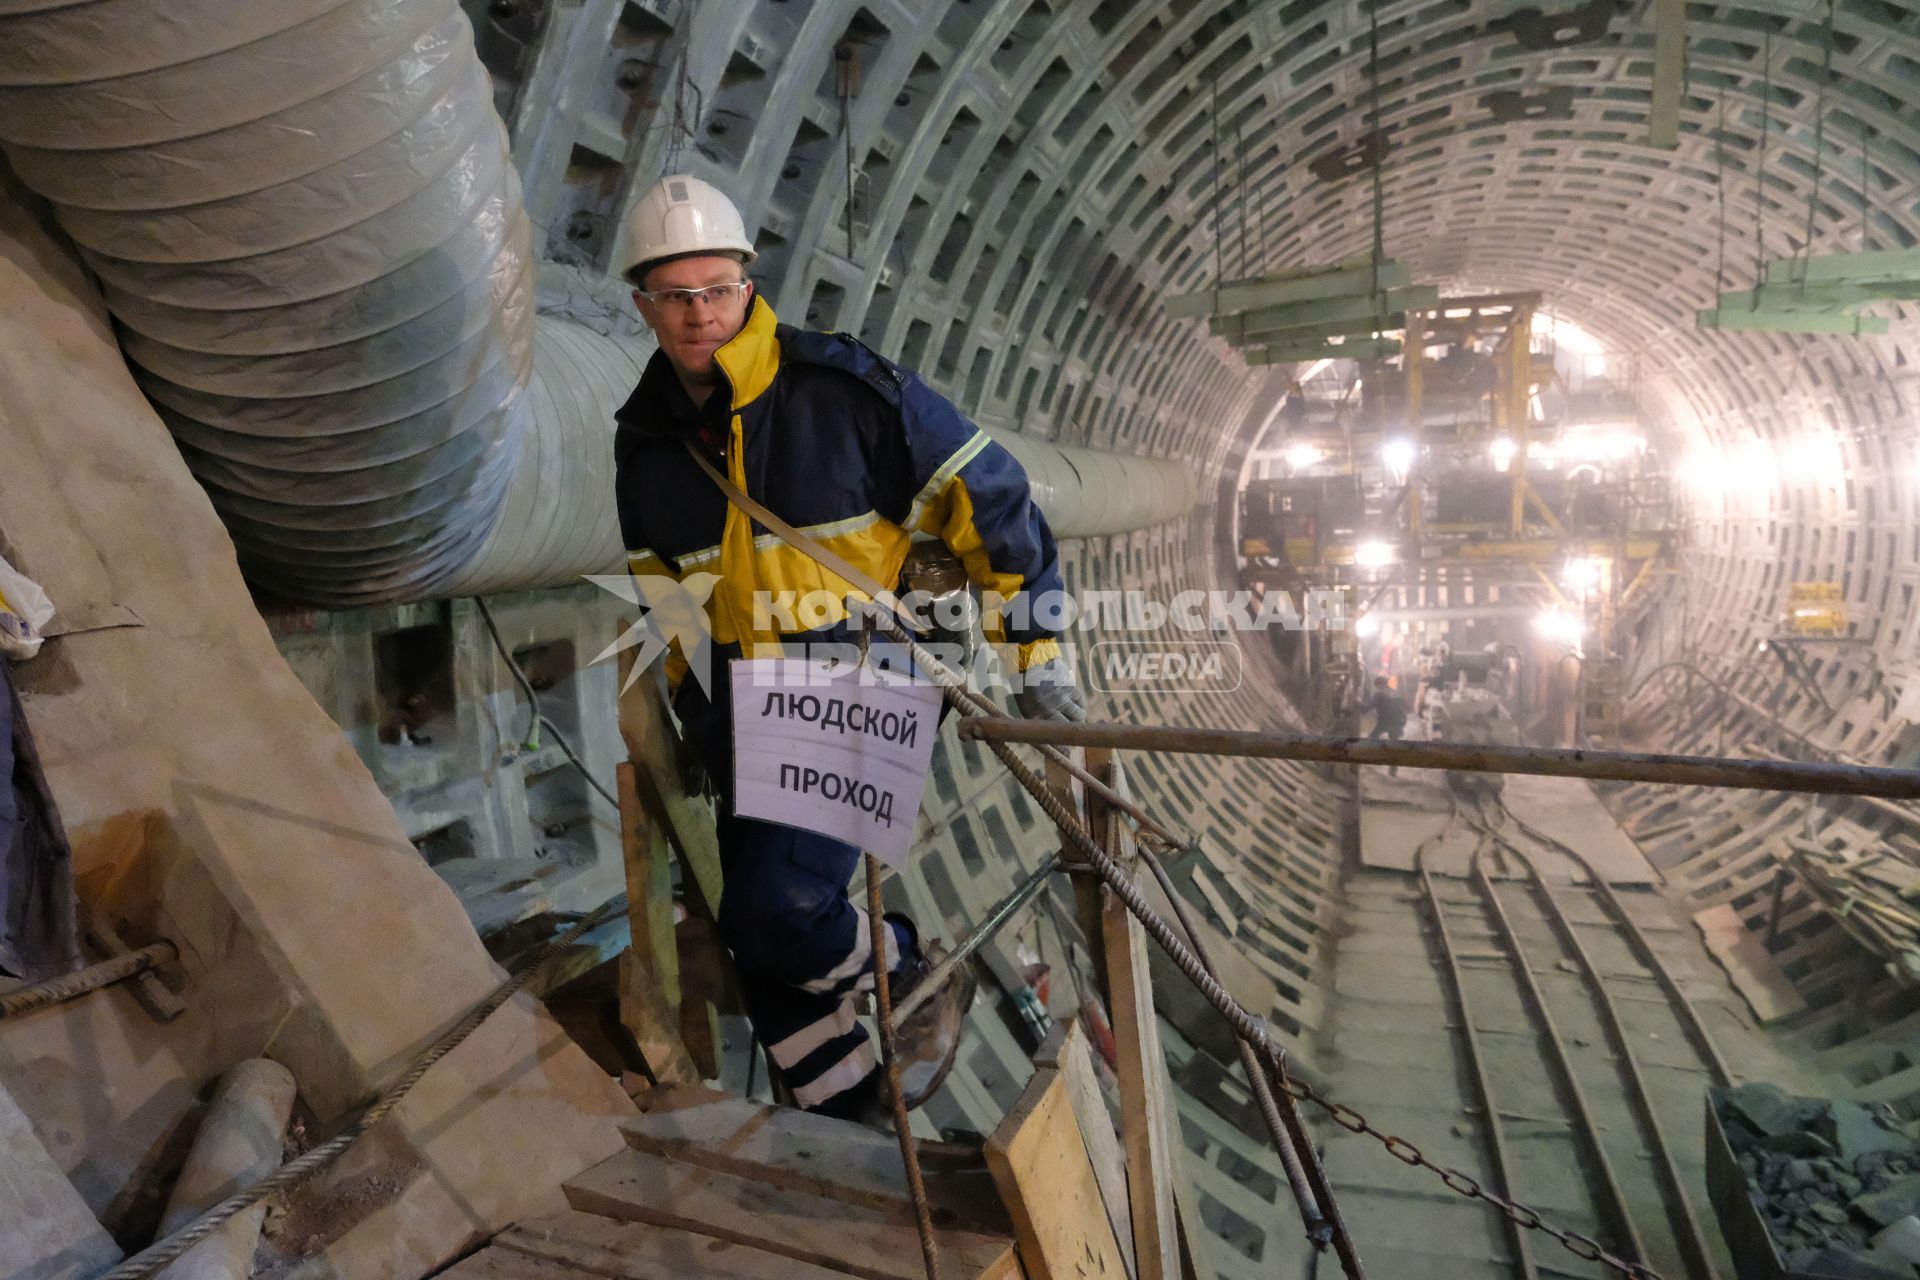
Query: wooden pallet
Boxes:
[{"xmin": 439, "ymin": 1089, "xmax": 1023, "ymax": 1280}]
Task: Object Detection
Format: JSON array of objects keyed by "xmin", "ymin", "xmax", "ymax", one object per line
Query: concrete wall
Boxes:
[{"xmin": 0, "ymin": 170, "xmax": 633, "ymax": 1276}]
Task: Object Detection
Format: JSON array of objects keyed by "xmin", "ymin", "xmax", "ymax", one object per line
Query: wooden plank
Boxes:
[
  {"xmin": 617, "ymin": 763, "xmax": 678, "ymax": 1006},
  {"xmin": 1034, "ymin": 1020, "xmax": 1134, "ymax": 1275},
  {"xmin": 565, "ymin": 1149, "xmax": 1020, "ymax": 1280},
  {"xmin": 437, "ymin": 1246, "xmax": 595, "ymax": 1280},
  {"xmin": 619, "ymin": 1095, "xmax": 1009, "ymax": 1231},
  {"xmin": 1103, "ymin": 895, "xmax": 1180, "ymax": 1280},
  {"xmin": 618, "ymin": 949, "xmax": 700, "ymax": 1085},
  {"xmin": 500, "ymin": 1210, "xmax": 851, "ymax": 1280},
  {"xmin": 1693, "ymin": 903, "xmax": 1808, "ymax": 1023},
  {"xmin": 616, "ymin": 646, "xmax": 723, "ymax": 914},
  {"xmin": 985, "ymin": 1068, "xmax": 1131, "ymax": 1280}
]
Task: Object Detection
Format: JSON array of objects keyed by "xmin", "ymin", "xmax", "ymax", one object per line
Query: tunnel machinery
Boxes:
[{"xmin": 1235, "ymin": 291, "xmax": 1676, "ymax": 744}]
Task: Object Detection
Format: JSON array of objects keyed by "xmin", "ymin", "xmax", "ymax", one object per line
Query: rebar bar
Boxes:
[
  {"xmin": 0, "ymin": 941, "xmax": 177, "ymax": 1020},
  {"xmin": 867, "ymin": 855, "xmax": 943, "ymax": 1280},
  {"xmin": 958, "ymin": 719, "xmax": 1920, "ymax": 799}
]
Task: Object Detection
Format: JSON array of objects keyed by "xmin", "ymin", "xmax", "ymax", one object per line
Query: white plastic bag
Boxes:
[{"xmin": 0, "ymin": 554, "xmax": 54, "ymax": 660}]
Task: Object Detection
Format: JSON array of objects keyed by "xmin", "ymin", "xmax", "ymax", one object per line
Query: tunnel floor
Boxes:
[{"xmin": 1310, "ymin": 770, "xmax": 1829, "ymax": 1279}]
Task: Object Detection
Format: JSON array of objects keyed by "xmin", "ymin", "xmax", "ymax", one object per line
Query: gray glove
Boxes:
[{"xmin": 1015, "ymin": 656, "xmax": 1086, "ymax": 722}]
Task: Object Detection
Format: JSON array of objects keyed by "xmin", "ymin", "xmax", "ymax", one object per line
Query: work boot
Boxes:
[{"xmin": 888, "ymin": 937, "xmax": 976, "ymax": 1109}]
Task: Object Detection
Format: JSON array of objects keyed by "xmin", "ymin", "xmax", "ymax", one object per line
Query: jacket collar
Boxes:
[
  {"xmin": 715, "ymin": 294, "xmax": 780, "ymax": 410},
  {"xmin": 615, "ymin": 295, "xmax": 781, "ymax": 436}
]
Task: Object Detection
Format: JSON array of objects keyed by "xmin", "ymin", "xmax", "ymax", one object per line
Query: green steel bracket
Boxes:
[
  {"xmin": 1223, "ymin": 316, "xmax": 1406, "ymax": 348},
  {"xmin": 1211, "ymin": 285, "xmax": 1440, "ymax": 342},
  {"xmin": 1167, "ymin": 258, "xmax": 1412, "ymax": 320},
  {"xmin": 1721, "ymin": 281, "xmax": 1920, "ymax": 308},
  {"xmin": 1764, "ymin": 248, "xmax": 1920, "ymax": 286},
  {"xmin": 1695, "ymin": 307, "xmax": 1890, "ymax": 336},
  {"xmin": 1243, "ymin": 336, "xmax": 1403, "ymax": 366}
]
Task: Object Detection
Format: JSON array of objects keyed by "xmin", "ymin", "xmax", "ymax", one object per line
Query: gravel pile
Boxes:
[{"xmin": 1716, "ymin": 1083, "xmax": 1920, "ymax": 1279}]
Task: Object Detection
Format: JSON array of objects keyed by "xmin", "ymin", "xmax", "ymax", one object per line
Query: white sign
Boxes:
[{"xmin": 730, "ymin": 657, "xmax": 943, "ymax": 869}]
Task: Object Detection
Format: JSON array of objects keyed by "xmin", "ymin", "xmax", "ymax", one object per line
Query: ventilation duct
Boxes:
[{"xmin": 0, "ymin": 0, "xmax": 1195, "ymax": 606}]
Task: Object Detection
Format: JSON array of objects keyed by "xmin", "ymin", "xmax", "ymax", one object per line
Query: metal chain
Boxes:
[
  {"xmin": 858, "ymin": 609, "xmax": 1661, "ymax": 1280},
  {"xmin": 1291, "ymin": 1086, "xmax": 1658, "ymax": 1278}
]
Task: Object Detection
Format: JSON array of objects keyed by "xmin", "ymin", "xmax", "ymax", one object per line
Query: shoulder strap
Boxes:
[{"xmin": 682, "ymin": 441, "xmax": 925, "ymax": 635}]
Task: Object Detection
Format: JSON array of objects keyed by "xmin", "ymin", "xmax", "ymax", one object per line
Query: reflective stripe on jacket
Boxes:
[{"xmin": 612, "ymin": 296, "xmax": 1065, "ymax": 691}]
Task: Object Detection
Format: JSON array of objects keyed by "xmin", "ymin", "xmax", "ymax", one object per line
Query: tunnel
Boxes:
[{"xmin": 2, "ymin": 1, "xmax": 1920, "ymax": 1278}]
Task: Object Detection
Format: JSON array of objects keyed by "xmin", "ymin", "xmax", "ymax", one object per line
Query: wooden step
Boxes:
[
  {"xmin": 621, "ymin": 1092, "xmax": 1009, "ymax": 1232},
  {"xmin": 499, "ymin": 1209, "xmax": 850, "ymax": 1279},
  {"xmin": 564, "ymin": 1148, "xmax": 1020, "ymax": 1280}
]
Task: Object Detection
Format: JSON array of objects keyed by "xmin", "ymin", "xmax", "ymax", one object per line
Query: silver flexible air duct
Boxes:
[
  {"xmin": 0, "ymin": 0, "xmax": 530, "ymax": 604},
  {"xmin": 0, "ymin": 0, "xmax": 1195, "ymax": 607}
]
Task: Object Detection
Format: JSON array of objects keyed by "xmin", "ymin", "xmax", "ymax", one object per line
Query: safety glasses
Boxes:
[{"xmin": 634, "ymin": 281, "xmax": 751, "ymax": 311}]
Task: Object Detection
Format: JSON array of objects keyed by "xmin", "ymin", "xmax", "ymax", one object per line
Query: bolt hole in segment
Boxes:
[{"xmin": 1329, "ymin": 753, "xmax": 1813, "ymax": 1278}]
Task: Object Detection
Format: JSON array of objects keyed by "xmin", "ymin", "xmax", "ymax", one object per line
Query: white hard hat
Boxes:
[{"xmin": 617, "ymin": 174, "xmax": 756, "ymax": 282}]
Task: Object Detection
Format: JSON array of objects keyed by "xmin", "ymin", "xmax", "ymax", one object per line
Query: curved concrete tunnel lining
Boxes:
[{"xmin": 9, "ymin": 0, "xmax": 1920, "ymax": 1270}]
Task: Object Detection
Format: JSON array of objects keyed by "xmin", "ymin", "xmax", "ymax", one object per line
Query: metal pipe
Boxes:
[
  {"xmin": 0, "ymin": 941, "xmax": 177, "ymax": 1020},
  {"xmin": 867, "ymin": 856, "xmax": 943, "ymax": 1280},
  {"xmin": 894, "ymin": 857, "xmax": 1060, "ymax": 1024},
  {"xmin": 957, "ymin": 719, "xmax": 1920, "ymax": 799}
]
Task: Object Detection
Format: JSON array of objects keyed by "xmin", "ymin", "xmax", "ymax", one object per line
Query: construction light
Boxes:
[
  {"xmin": 1354, "ymin": 540, "xmax": 1396, "ymax": 568},
  {"xmin": 1562, "ymin": 556, "xmax": 1602, "ymax": 593},
  {"xmin": 1284, "ymin": 442, "xmax": 1326, "ymax": 471},
  {"xmin": 1381, "ymin": 438, "xmax": 1415, "ymax": 477},
  {"xmin": 1532, "ymin": 607, "xmax": 1585, "ymax": 646},
  {"xmin": 1559, "ymin": 427, "xmax": 1646, "ymax": 463},
  {"xmin": 1489, "ymin": 437, "xmax": 1517, "ymax": 472},
  {"xmin": 1355, "ymin": 613, "xmax": 1380, "ymax": 638}
]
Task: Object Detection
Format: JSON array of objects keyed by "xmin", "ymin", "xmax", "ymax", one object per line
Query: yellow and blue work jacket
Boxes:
[{"xmin": 613, "ymin": 297, "xmax": 1064, "ymax": 760}]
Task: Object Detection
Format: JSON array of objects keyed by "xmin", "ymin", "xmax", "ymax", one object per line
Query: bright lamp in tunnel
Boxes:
[
  {"xmin": 1354, "ymin": 540, "xmax": 1396, "ymax": 568},
  {"xmin": 1532, "ymin": 607, "xmax": 1585, "ymax": 646},
  {"xmin": 1284, "ymin": 442, "xmax": 1325, "ymax": 471},
  {"xmin": 1381, "ymin": 438, "xmax": 1415, "ymax": 477},
  {"xmin": 1355, "ymin": 613, "xmax": 1380, "ymax": 638},
  {"xmin": 1489, "ymin": 436, "xmax": 1517, "ymax": 472},
  {"xmin": 1561, "ymin": 556, "xmax": 1602, "ymax": 593}
]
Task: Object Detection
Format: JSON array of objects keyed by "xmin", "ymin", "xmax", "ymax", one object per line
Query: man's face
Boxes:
[{"xmin": 632, "ymin": 255, "xmax": 753, "ymax": 382}]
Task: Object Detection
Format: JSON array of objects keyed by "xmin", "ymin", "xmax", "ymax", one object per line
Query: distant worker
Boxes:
[
  {"xmin": 1367, "ymin": 675, "xmax": 1409, "ymax": 776},
  {"xmin": 610, "ymin": 175, "xmax": 1084, "ymax": 1121}
]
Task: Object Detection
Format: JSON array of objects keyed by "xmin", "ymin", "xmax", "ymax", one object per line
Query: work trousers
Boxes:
[{"xmin": 714, "ymin": 804, "xmax": 916, "ymax": 1114}]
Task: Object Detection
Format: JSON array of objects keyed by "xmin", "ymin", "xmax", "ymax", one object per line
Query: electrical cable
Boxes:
[
  {"xmin": 474, "ymin": 597, "xmax": 619, "ymax": 809},
  {"xmin": 1800, "ymin": 0, "xmax": 1835, "ymax": 281}
]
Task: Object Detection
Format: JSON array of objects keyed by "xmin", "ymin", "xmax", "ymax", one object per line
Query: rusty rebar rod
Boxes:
[
  {"xmin": 957, "ymin": 720, "xmax": 1920, "ymax": 800},
  {"xmin": 0, "ymin": 941, "xmax": 177, "ymax": 1020},
  {"xmin": 867, "ymin": 855, "xmax": 943, "ymax": 1280}
]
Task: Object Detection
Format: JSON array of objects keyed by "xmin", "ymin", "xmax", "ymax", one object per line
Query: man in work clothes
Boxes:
[
  {"xmin": 1367, "ymin": 674, "xmax": 1410, "ymax": 776},
  {"xmin": 611, "ymin": 175, "xmax": 1086, "ymax": 1120}
]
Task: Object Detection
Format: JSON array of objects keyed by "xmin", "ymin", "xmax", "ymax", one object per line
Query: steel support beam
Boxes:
[
  {"xmin": 1722, "ymin": 281, "xmax": 1920, "ymax": 309},
  {"xmin": 1212, "ymin": 286, "xmax": 1439, "ymax": 342},
  {"xmin": 1243, "ymin": 336, "xmax": 1401, "ymax": 365},
  {"xmin": 1765, "ymin": 248, "xmax": 1920, "ymax": 286},
  {"xmin": 957, "ymin": 720, "xmax": 1920, "ymax": 800},
  {"xmin": 1696, "ymin": 307, "xmax": 1889, "ymax": 336},
  {"xmin": 1167, "ymin": 259, "xmax": 1412, "ymax": 319},
  {"xmin": 1649, "ymin": 0, "xmax": 1685, "ymax": 148}
]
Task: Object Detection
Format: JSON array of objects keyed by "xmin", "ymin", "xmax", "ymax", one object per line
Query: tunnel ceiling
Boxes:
[{"xmin": 487, "ymin": 0, "xmax": 1920, "ymax": 489}]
